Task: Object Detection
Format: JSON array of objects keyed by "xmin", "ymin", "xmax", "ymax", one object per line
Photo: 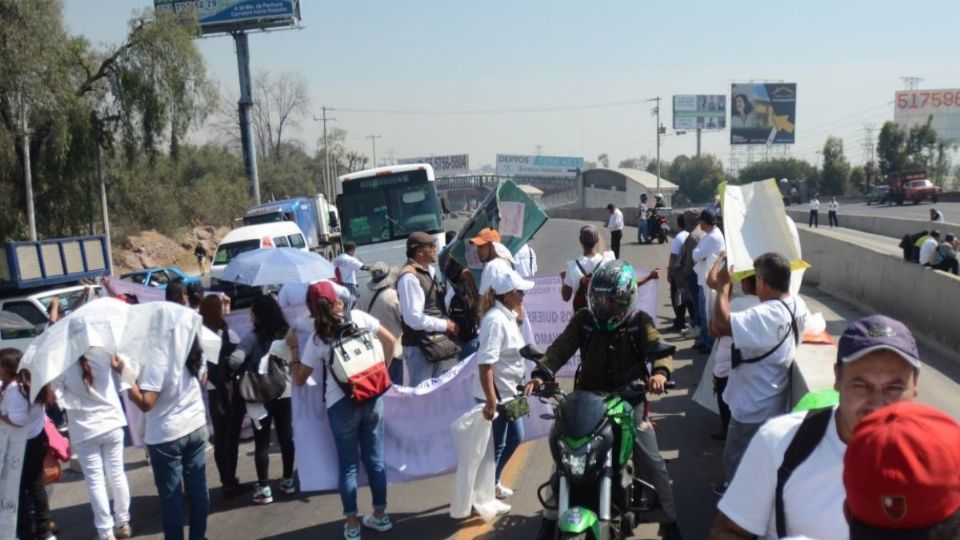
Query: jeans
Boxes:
[
  {"xmin": 74, "ymin": 428, "xmax": 131, "ymax": 540},
  {"xmin": 637, "ymin": 219, "xmax": 649, "ymax": 244},
  {"xmin": 669, "ymin": 278, "xmax": 686, "ymax": 328},
  {"xmin": 18, "ymin": 430, "xmax": 51, "ymax": 540},
  {"xmin": 809, "ymin": 210, "xmax": 818, "ymax": 227},
  {"xmin": 722, "ymin": 418, "xmax": 764, "ymax": 485},
  {"xmin": 610, "ymin": 230, "xmax": 623, "ymax": 259},
  {"xmin": 253, "ymin": 397, "xmax": 296, "ymax": 483},
  {"xmin": 828, "ymin": 210, "xmax": 838, "ymax": 227},
  {"xmin": 458, "ymin": 337, "xmax": 480, "ymax": 361},
  {"xmin": 327, "ymin": 397, "xmax": 387, "ymax": 517},
  {"xmin": 698, "ymin": 285, "xmax": 715, "ymax": 349},
  {"xmin": 932, "ymin": 256, "xmax": 960, "ymax": 275},
  {"xmin": 209, "ymin": 387, "xmax": 246, "ymax": 488},
  {"xmin": 634, "ymin": 412, "xmax": 678, "ymax": 523},
  {"xmin": 403, "ymin": 345, "xmax": 458, "ymax": 387},
  {"xmin": 148, "ymin": 427, "xmax": 209, "ymax": 540},
  {"xmin": 345, "ymin": 283, "xmax": 360, "ymax": 310},
  {"xmin": 713, "ymin": 376, "xmax": 731, "ymax": 436},
  {"xmin": 476, "ymin": 399, "xmax": 525, "ymax": 484},
  {"xmin": 683, "ymin": 277, "xmax": 701, "ymax": 328}
]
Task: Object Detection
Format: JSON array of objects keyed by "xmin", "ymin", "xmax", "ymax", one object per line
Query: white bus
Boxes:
[{"xmin": 336, "ymin": 164, "xmax": 447, "ymax": 273}]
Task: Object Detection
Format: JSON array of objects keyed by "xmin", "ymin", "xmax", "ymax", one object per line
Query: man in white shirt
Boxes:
[
  {"xmin": 604, "ymin": 203, "xmax": 624, "ymax": 259},
  {"xmin": 709, "ymin": 252, "xmax": 808, "ymax": 487},
  {"xmin": 710, "ymin": 314, "xmax": 921, "ymax": 540},
  {"xmin": 692, "ymin": 209, "xmax": 725, "ymax": 351},
  {"xmin": 636, "ymin": 194, "xmax": 650, "ymax": 244},
  {"xmin": 470, "ymin": 228, "xmax": 514, "ymax": 295},
  {"xmin": 919, "ymin": 230, "xmax": 941, "ymax": 266},
  {"xmin": 930, "ymin": 208, "xmax": 945, "ymax": 223},
  {"xmin": 808, "ymin": 195, "xmax": 820, "ymax": 228},
  {"xmin": 668, "ymin": 214, "xmax": 691, "ymax": 331},
  {"xmin": 827, "ymin": 197, "xmax": 839, "ymax": 228},
  {"xmin": 561, "ymin": 225, "xmax": 614, "ymax": 311},
  {"xmin": 334, "ymin": 242, "xmax": 368, "ymax": 307},
  {"xmin": 514, "ymin": 243, "xmax": 538, "ymax": 278}
]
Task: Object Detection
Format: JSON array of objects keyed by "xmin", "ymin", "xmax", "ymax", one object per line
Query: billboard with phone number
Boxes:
[
  {"xmin": 894, "ymin": 89, "xmax": 960, "ymax": 143},
  {"xmin": 397, "ymin": 154, "xmax": 469, "ymax": 175},
  {"xmin": 154, "ymin": 0, "xmax": 300, "ymax": 34},
  {"xmin": 730, "ymin": 83, "xmax": 797, "ymax": 145}
]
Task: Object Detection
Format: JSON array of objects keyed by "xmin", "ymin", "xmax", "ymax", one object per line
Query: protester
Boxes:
[
  {"xmin": 692, "ymin": 209, "xmax": 725, "ymax": 353},
  {"xmin": 514, "ymin": 243, "xmax": 538, "ymax": 278},
  {"xmin": 636, "ymin": 194, "xmax": 650, "ymax": 244},
  {"xmin": 185, "ymin": 282, "xmax": 204, "ymax": 310},
  {"xmin": 705, "ymin": 258, "xmax": 759, "ymax": 441},
  {"xmin": 120, "ymin": 338, "xmax": 209, "ymax": 540},
  {"xmin": 710, "ymin": 314, "xmax": 921, "ymax": 539},
  {"xmin": 843, "ymin": 401, "xmax": 960, "ymax": 539},
  {"xmin": 678, "ymin": 210, "xmax": 704, "ymax": 339},
  {"xmin": 0, "ymin": 349, "xmax": 56, "ymax": 540},
  {"xmin": 527, "ymin": 261, "xmax": 681, "ymax": 540},
  {"xmin": 443, "ymin": 257, "xmax": 480, "ymax": 361},
  {"xmin": 194, "ymin": 243, "xmax": 207, "ymax": 277},
  {"xmin": 604, "ymin": 203, "xmax": 625, "ymax": 259},
  {"xmin": 228, "ymin": 295, "xmax": 296, "ymax": 504},
  {"xmin": 198, "ymin": 296, "xmax": 245, "ymax": 497},
  {"xmin": 919, "ymin": 230, "xmax": 941, "ymax": 266},
  {"xmin": 809, "ymin": 194, "xmax": 820, "ymax": 228},
  {"xmin": 828, "ymin": 197, "xmax": 839, "ymax": 228},
  {"xmin": 476, "ymin": 268, "xmax": 534, "ymax": 504},
  {"xmin": 358, "ymin": 263, "xmax": 405, "ymax": 381},
  {"xmin": 397, "ymin": 232, "xmax": 459, "ymax": 386},
  {"xmin": 53, "ymin": 349, "xmax": 132, "ymax": 540},
  {"xmin": 335, "ymin": 242, "xmax": 369, "ymax": 308},
  {"xmin": 668, "ymin": 214, "xmax": 690, "ymax": 331},
  {"xmin": 279, "ymin": 279, "xmax": 350, "ymax": 310},
  {"xmin": 931, "ymin": 207, "xmax": 945, "ymax": 223},
  {"xmin": 561, "ymin": 225, "xmax": 614, "ymax": 312},
  {"xmin": 930, "ymin": 233, "xmax": 959, "ymax": 275},
  {"xmin": 165, "ymin": 278, "xmax": 189, "ymax": 305},
  {"xmin": 293, "ymin": 282, "xmax": 399, "ymax": 540},
  {"xmin": 709, "ymin": 252, "xmax": 808, "ymax": 491},
  {"xmin": 469, "ymin": 228, "xmax": 513, "ymax": 295}
]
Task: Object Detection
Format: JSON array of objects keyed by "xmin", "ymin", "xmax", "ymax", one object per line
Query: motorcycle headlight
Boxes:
[{"xmin": 559, "ymin": 436, "xmax": 605, "ymax": 481}]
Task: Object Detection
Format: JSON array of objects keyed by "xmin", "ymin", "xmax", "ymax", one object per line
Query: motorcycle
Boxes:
[
  {"xmin": 520, "ymin": 344, "xmax": 678, "ymax": 540},
  {"xmin": 646, "ymin": 213, "xmax": 669, "ymax": 244}
]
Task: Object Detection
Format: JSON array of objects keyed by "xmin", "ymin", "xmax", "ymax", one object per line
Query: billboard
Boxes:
[
  {"xmin": 673, "ymin": 95, "xmax": 727, "ymax": 130},
  {"xmin": 397, "ymin": 154, "xmax": 469, "ymax": 175},
  {"xmin": 496, "ymin": 154, "xmax": 584, "ymax": 177},
  {"xmin": 154, "ymin": 0, "xmax": 300, "ymax": 34},
  {"xmin": 730, "ymin": 83, "xmax": 797, "ymax": 145},
  {"xmin": 894, "ymin": 89, "xmax": 960, "ymax": 144}
]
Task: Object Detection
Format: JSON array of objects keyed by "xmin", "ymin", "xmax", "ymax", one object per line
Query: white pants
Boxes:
[{"xmin": 74, "ymin": 428, "xmax": 131, "ymax": 539}]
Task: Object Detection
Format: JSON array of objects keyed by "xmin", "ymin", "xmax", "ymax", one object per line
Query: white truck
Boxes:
[{"xmin": 242, "ymin": 194, "xmax": 342, "ymax": 260}]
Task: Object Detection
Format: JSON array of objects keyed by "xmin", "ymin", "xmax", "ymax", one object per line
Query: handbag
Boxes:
[
  {"xmin": 42, "ymin": 452, "xmax": 61, "ymax": 485},
  {"xmin": 417, "ymin": 332, "xmax": 461, "ymax": 363},
  {"xmin": 500, "ymin": 396, "xmax": 529, "ymax": 422},
  {"xmin": 238, "ymin": 340, "xmax": 288, "ymax": 403}
]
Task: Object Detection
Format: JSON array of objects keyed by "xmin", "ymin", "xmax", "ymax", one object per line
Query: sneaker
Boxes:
[
  {"xmin": 711, "ymin": 482, "xmax": 728, "ymax": 496},
  {"xmin": 492, "ymin": 500, "xmax": 511, "ymax": 515},
  {"xmin": 343, "ymin": 523, "xmax": 361, "ymax": 540},
  {"xmin": 682, "ymin": 325, "xmax": 698, "ymax": 337},
  {"xmin": 114, "ymin": 522, "xmax": 132, "ymax": 539},
  {"xmin": 495, "ymin": 483, "xmax": 514, "ymax": 500},
  {"xmin": 253, "ymin": 484, "xmax": 273, "ymax": 505},
  {"xmin": 361, "ymin": 514, "xmax": 393, "ymax": 532},
  {"xmin": 279, "ymin": 477, "xmax": 297, "ymax": 495}
]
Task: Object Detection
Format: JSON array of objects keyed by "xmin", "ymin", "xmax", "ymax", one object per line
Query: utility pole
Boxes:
[
  {"xmin": 647, "ymin": 96, "xmax": 662, "ymax": 195},
  {"xmin": 862, "ymin": 124, "xmax": 876, "ymax": 189},
  {"xmin": 366, "ymin": 134, "xmax": 381, "ymax": 168},
  {"xmin": 19, "ymin": 90, "xmax": 36, "ymax": 241},
  {"xmin": 696, "ymin": 128, "xmax": 702, "ymax": 158},
  {"xmin": 233, "ymin": 31, "xmax": 261, "ymax": 204},
  {"xmin": 535, "ymin": 144, "xmax": 543, "ymax": 156},
  {"xmin": 900, "ymin": 76, "xmax": 923, "ymax": 90},
  {"xmin": 96, "ymin": 140, "xmax": 112, "ymax": 273},
  {"xmin": 314, "ymin": 107, "xmax": 336, "ymax": 199}
]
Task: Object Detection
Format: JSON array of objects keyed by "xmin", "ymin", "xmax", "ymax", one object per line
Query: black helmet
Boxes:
[{"xmin": 587, "ymin": 260, "xmax": 639, "ymax": 331}]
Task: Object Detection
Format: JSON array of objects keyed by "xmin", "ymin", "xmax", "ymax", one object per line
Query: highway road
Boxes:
[
  {"xmin": 46, "ymin": 217, "xmax": 960, "ymax": 539},
  {"xmin": 787, "ymin": 198, "xmax": 960, "ymax": 221}
]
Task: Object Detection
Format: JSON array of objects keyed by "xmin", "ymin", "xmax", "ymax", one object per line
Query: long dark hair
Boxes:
[
  {"xmin": 79, "ymin": 355, "xmax": 95, "ymax": 390},
  {"xmin": 185, "ymin": 337, "xmax": 203, "ymax": 378},
  {"xmin": 251, "ymin": 295, "xmax": 288, "ymax": 348},
  {"xmin": 0, "ymin": 348, "xmax": 54, "ymax": 405},
  {"xmin": 310, "ymin": 297, "xmax": 344, "ymax": 344},
  {"xmin": 198, "ymin": 295, "xmax": 228, "ymax": 334}
]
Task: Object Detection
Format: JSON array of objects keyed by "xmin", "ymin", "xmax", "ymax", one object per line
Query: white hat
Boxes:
[
  {"xmin": 492, "ymin": 242, "xmax": 517, "ymax": 264},
  {"xmin": 491, "ymin": 268, "xmax": 535, "ymax": 296}
]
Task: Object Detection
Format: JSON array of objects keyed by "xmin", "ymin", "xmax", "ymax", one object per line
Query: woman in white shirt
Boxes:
[
  {"xmin": 54, "ymin": 349, "xmax": 132, "ymax": 540},
  {"xmin": 476, "ymin": 268, "xmax": 535, "ymax": 501},
  {"xmin": 0, "ymin": 348, "xmax": 55, "ymax": 540},
  {"xmin": 120, "ymin": 339, "xmax": 209, "ymax": 540},
  {"xmin": 293, "ymin": 282, "xmax": 398, "ymax": 540}
]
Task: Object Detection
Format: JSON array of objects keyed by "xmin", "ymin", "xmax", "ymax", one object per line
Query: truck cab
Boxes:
[
  {"xmin": 886, "ymin": 170, "xmax": 941, "ymax": 206},
  {"xmin": 242, "ymin": 195, "xmax": 341, "ymax": 259}
]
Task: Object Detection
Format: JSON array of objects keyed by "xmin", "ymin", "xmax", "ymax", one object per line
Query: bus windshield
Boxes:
[
  {"xmin": 338, "ymin": 172, "xmax": 443, "ymax": 246},
  {"xmin": 213, "ymin": 239, "xmax": 260, "ymax": 265}
]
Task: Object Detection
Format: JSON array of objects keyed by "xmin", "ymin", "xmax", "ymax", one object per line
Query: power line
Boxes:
[{"xmin": 335, "ymin": 99, "xmax": 648, "ymax": 115}]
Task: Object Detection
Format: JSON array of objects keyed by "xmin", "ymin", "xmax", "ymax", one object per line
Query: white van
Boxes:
[{"xmin": 207, "ymin": 222, "xmax": 308, "ymax": 305}]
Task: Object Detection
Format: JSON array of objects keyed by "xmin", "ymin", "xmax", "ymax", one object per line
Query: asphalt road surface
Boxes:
[
  {"xmin": 787, "ymin": 198, "xmax": 959, "ymax": 221},
  {"xmin": 46, "ymin": 217, "xmax": 960, "ymax": 539}
]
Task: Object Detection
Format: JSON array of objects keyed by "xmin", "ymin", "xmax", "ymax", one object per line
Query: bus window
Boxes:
[{"xmin": 389, "ymin": 185, "xmax": 442, "ymax": 234}]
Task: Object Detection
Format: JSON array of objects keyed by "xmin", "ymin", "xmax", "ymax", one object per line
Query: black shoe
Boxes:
[
  {"xmin": 710, "ymin": 431, "xmax": 727, "ymax": 440},
  {"xmin": 535, "ymin": 518, "xmax": 557, "ymax": 540},
  {"xmin": 659, "ymin": 522, "xmax": 684, "ymax": 540}
]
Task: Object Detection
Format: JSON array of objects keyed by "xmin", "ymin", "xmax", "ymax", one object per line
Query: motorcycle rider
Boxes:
[{"xmin": 526, "ymin": 260, "xmax": 682, "ymax": 539}]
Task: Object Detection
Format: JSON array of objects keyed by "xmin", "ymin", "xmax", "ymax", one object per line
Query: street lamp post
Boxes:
[{"xmin": 366, "ymin": 134, "xmax": 382, "ymax": 168}]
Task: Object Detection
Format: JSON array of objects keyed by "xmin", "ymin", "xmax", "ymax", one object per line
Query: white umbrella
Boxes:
[{"xmin": 220, "ymin": 247, "xmax": 335, "ymax": 286}]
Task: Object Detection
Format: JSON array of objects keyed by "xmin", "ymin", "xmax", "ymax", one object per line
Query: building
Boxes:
[{"xmin": 581, "ymin": 168, "xmax": 679, "ymax": 209}]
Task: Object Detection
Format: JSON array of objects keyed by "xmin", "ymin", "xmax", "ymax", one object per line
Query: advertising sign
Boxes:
[
  {"xmin": 397, "ymin": 154, "xmax": 469, "ymax": 175},
  {"xmin": 673, "ymin": 95, "xmax": 727, "ymax": 130},
  {"xmin": 730, "ymin": 83, "xmax": 797, "ymax": 145},
  {"xmin": 154, "ymin": 0, "xmax": 300, "ymax": 34},
  {"xmin": 495, "ymin": 154, "xmax": 584, "ymax": 177},
  {"xmin": 894, "ymin": 89, "xmax": 960, "ymax": 144}
]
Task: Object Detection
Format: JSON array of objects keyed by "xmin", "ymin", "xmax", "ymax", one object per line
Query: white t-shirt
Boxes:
[
  {"xmin": 725, "ymin": 295, "xmax": 809, "ymax": 423},
  {"xmin": 277, "ymin": 282, "xmax": 308, "ymax": 308},
  {"xmin": 607, "ymin": 209, "xmax": 624, "ymax": 231},
  {"xmin": 301, "ymin": 310, "xmax": 381, "ymax": 408},
  {"xmin": 0, "ymin": 381, "xmax": 44, "ymax": 438},
  {"xmin": 827, "ymin": 201, "xmax": 839, "ymax": 211},
  {"xmin": 57, "ymin": 350, "xmax": 127, "ymax": 444},
  {"xmin": 139, "ymin": 362, "xmax": 207, "ymax": 446},
  {"xmin": 474, "ymin": 302, "xmax": 526, "ymax": 402},
  {"xmin": 670, "ymin": 230, "xmax": 689, "ymax": 257},
  {"xmin": 718, "ymin": 408, "xmax": 847, "ymax": 540},
  {"xmin": 809, "ymin": 199, "xmax": 820, "ymax": 211},
  {"xmin": 713, "ymin": 295, "xmax": 761, "ymax": 378},
  {"xmin": 514, "ymin": 244, "xmax": 538, "ymax": 278},
  {"xmin": 335, "ymin": 253, "xmax": 365, "ymax": 285},
  {"xmin": 919, "ymin": 237, "xmax": 939, "ymax": 265},
  {"xmin": 692, "ymin": 228, "xmax": 725, "ymax": 268},
  {"xmin": 479, "ymin": 257, "xmax": 513, "ymax": 295},
  {"xmin": 563, "ymin": 252, "xmax": 615, "ymax": 296}
]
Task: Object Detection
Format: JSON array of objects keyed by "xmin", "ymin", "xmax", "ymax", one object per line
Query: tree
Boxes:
[
  {"xmin": 820, "ymin": 136, "xmax": 850, "ymax": 195},
  {"xmin": 662, "ymin": 154, "xmax": 727, "ymax": 203},
  {"xmin": 737, "ymin": 158, "xmax": 820, "ymax": 193},
  {"xmin": 597, "ymin": 153, "xmax": 609, "ymax": 168},
  {"xmin": 849, "ymin": 165, "xmax": 867, "ymax": 194},
  {"xmin": 618, "ymin": 156, "xmax": 649, "ymax": 170},
  {"xmin": 876, "ymin": 121, "xmax": 907, "ymax": 176},
  {"xmin": 876, "ymin": 119, "xmax": 941, "ymax": 177}
]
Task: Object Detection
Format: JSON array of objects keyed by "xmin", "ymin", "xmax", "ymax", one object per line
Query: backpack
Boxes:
[
  {"xmin": 775, "ymin": 407, "xmax": 833, "ymax": 538},
  {"xmin": 572, "ymin": 259, "xmax": 592, "ymax": 312},
  {"xmin": 326, "ymin": 323, "xmax": 391, "ymax": 404}
]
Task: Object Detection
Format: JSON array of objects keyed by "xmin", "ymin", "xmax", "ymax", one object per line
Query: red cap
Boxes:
[
  {"xmin": 843, "ymin": 401, "xmax": 960, "ymax": 528},
  {"xmin": 468, "ymin": 228, "xmax": 501, "ymax": 246},
  {"xmin": 307, "ymin": 281, "xmax": 338, "ymax": 314}
]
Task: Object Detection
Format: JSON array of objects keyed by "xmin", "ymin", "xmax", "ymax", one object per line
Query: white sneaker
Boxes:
[
  {"xmin": 682, "ymin": 325, "xmax": 698, "ymax": 337},
  {"xmin": 495, "ymin": 483, "xmax": 514, "ymax": 499},
  {"xmin": 492, "ymin": 500, "xmax": 511, "ymax": 515}
]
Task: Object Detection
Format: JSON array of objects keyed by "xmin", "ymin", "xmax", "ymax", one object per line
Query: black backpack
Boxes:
[
  {"xmin": 774, "ymin": 407, "xmax": 833, "ymax": 538},
  {"xmin": 572, "ymin": 260, "xmax": 592, "ymax": 312}
]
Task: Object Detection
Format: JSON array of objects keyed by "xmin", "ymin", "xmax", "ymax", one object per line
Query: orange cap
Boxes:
[{"xmin": 468, "ymin": 228, "xmax": 501, "ymax": 246}]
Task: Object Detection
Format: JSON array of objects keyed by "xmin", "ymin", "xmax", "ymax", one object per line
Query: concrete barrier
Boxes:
[
  {"xmin": 798, "ymin": 227, "xmax": 960, "ymax": 354},
  {"xmin": 786, "ymin": 208, "xmax": 959, "ymax": 239}
]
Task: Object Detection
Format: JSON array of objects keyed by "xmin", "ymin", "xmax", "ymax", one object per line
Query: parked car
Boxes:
[
  {"xmin": 120, "ymin": 266, "xmax": 200, "ymax": 289},
  {"xmin": 0, "ymin": 284, "xmax": 101, "ymax": 351},
  {"xmin": 865, "ymin": 185, "xmax": 890, "ymax": 205}
]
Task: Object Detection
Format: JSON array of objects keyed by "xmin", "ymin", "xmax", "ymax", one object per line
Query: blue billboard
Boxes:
[{"xmin": 155, "ymin": 0, "xmax": 300, "ymax": 34}]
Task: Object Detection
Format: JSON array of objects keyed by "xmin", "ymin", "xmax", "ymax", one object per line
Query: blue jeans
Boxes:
[
  {"xmin": 458, "ymin": 337, "xmax": 480, "ymax": 360},
  {"xmin": 684, "ymin": 278, "xmax": 701, "ymax": 328},
  {"xmin": 403, "ymin": 345, "xmax": 458, "ymax": 387},
  {"xmin": 345, "ymin": 283, "xmax": 359, "ymax": 310},
  {"xmin": 477, "ymin": 399, "xmax": 525, "ymax": 484},
  {"xmin": 637, "ymin": 218, "xmax": 649, "ymax": 243},
  {"xmin": 148, "ymin": 427, "xmax": 209, "ymax": 540},
  {"xmin": 328, "ymin": 397, "xmax": 387, "ymax": 517},
  {"xmin": 698, "ymin": 285, "xmax": 715, "ymax": 349}
]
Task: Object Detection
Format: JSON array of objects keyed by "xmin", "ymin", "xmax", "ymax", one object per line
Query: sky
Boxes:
[{"xmin": 63, "ymin": 0, "xmax": 960, "ymax": 171}]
